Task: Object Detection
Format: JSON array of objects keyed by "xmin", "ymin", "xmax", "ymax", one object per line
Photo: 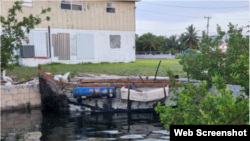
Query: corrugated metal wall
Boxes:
[
  {"xmin": 76, "ymin": 34, "xmax": 94, "ymax": 59},
  {"xmin": 28, "ymin": 32, "xmax": 48, "ymax": 57},
  {"xmin": 52, "ymin": 33, "xmax": 70, "ymax": 60}
]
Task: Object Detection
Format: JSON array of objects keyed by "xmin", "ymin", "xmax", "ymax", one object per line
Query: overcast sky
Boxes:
[{"xmin": 135, "ymin": 0, "xmax": 249, "ymax": 37}]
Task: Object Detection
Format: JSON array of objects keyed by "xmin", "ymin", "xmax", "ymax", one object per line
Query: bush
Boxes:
[
  {"xmin": 155, "ymin": 76, "xmax": 249, "ymax": 130},
  {"xmin": 155, "ymin": 68, "xmax": 249, "ymax": 130},
  {"xmin": 179, "ymin": 23, "xmax": 249, "ymax": 95}
]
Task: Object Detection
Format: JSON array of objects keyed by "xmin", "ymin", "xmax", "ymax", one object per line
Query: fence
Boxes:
[{"xmin": 135, "ymin": 51, "xmax": 183, "ymax": 59}]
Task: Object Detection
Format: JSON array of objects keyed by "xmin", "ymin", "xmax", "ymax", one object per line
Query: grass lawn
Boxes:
[{"xmin": 7, "ymin": 59, "xmax": 185, "ymax": 80}]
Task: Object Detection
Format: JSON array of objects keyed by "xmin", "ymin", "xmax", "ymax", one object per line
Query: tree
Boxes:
[
  {"xmin": 155, "ymin": 35, "xmax": 169, "ymax": 52},
  {"xmin": 182, "ymin": 24, "xmax": 199, "ymax": 49},
  {"xmin": 1, "ymin": 1, "xmax": 51, "ymax": 71},
  {"xmin": 135, "ymin": 33, "xmax": 139, "ymax": 42},
  {"xmin": 140, "ymin": 32, "xmax": 161, "ymax": 54},
  {"xmin": 179, "ymin": 23, "xmax": 249, "ymax": 95},
  {"xmin": 178, "ymin": 33, "xmax": 188, "ymax": 51},
  {"xmin": 167, "ymin": 35, "xmax": 179, "ymax": 50},
  {"xmin": 155, "ymin": 69, "xmax": 249, "ymax": 130}
]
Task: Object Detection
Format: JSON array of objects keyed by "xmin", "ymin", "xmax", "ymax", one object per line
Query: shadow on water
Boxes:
[{"xmin": 1, "ymin": 108, "xmax": 169, "ymax": 141}]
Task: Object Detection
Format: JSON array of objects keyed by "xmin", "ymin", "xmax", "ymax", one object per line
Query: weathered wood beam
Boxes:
[
  {"xmin": 81, "ymin": 79, "xmax": 172, "ymax": 83},
  {"xmin": 75, "ymin": 83, "xmax": 172, "ymax": 88}
]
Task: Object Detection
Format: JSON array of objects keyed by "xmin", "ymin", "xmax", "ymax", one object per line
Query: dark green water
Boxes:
[{"xmin": 1, "ymin": 108, "xmax": 169, "ymax": 141}]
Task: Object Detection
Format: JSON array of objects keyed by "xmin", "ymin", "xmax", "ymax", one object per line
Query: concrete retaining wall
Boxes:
[{"xmin": 1, "ymin": 83, "xmax": 41, "ymax": 111}]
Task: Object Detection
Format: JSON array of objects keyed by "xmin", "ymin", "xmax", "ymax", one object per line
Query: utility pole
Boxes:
[{"xmin": 204, "ymin": 16, "xmax": 212, "ymax": 35}]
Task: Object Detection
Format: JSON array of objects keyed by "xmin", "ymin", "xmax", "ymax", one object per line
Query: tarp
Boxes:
[{"xmin": 120, "ymin": 86, "xmax": 169, "ymax": 102}]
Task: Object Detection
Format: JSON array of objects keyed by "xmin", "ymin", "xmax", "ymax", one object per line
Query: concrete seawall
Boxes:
[
  {"xmin": 0, "ymin": 75, "xmax": 245, "ymax": 111},
  {"xmin": 1, "ymin": 83, "xmax": 41, "ymax": 111}
]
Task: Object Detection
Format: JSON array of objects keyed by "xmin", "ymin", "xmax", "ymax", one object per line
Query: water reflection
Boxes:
[
  {"xmin": 1, "ymin": 108, "xmax": 168, "ymax": 141},
  {"xmin": 1, "ymin": 108, "xmax": 42, "ymax": 141}
]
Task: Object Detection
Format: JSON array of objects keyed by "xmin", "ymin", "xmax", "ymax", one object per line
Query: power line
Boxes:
[
  {"xmin": 137, "ymin": 9, "xmax": 201, "ymax": 19},
  {"xmin": 211, "ymin": 18, "xmax": 249, "ymax": 20},
  {"xmin": 140, "ymin": 2, "xmax": 249, "ymax": 9},
  {"xmin": 137, "ymin": 9, "xmax": 249, "ymax": 21},
  {"xmin": 136, "ymin": 27, "xmax": 207, "ymax": 31}
]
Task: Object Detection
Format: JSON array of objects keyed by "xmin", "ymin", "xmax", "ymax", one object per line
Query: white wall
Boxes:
[{"xmin": 19, "ymin": 28, "xmax": 136, "ymax": 66}]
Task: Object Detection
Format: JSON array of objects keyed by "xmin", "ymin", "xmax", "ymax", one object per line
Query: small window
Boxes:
[
  {"xmin": 21, "ymin": 0, "xmax": 33, "ymax": 7},
  {"xmin": 106, "ymin": 2, "xmax": 115, "ymax": 13},
  {"xmin": 110, "ymin": 35, "xmax": 121, "ymax": 49},
  {"xmin": 61, "ymin": 0, "xmax": 82, "ymax": 11}
]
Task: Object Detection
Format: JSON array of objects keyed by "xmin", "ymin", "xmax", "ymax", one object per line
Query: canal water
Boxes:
[{"xmin": 1, "ymin": 107, "xmax": 169, "ymax": 141}]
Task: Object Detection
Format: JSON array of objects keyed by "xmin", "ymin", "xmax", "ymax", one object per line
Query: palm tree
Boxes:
[
  {"xmin": 168, "ymin": 35, "xmax": 179, "ymax": 50},
  {"xmin": 182, "ymin": 24, "xmax": 199, "ymax": 49},
  {"xmin": 141, "ymin": 33, "xmax": 161, "ymax": 54},
  {"xmin": 178, "ymin": 33, "xmax": 188, "ymax": 51}
]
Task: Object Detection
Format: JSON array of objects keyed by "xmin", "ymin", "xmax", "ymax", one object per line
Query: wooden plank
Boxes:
[
  {"xmin": 75, "ymin": 83, "xmax": 172, "ymax": 88},
  {"xmin": 81, "ymin": 82, "xmax": 172, "ymax": 85},
  {"xmin": 81, "ymin": 79, "xmax": 171, "ymax": 83}
]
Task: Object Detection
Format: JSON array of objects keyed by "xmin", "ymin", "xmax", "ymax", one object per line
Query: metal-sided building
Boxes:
[{"xmin": 1, "ymin": 0, "xmax": 140, "ymax": 66}]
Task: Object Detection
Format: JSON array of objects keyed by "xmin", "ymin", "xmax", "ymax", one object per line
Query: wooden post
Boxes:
[
  {"xmin": 139, "ymin": 75, "xmax": 144, "ymax": 83},
  {"xmin": 107, "ymin": 83, "xmax": 110, "ymax": 98},
  {"xmin": 154, "ymin": 60, "xmax": 161, "ymax": 80},
  {"xmin": 127, "ymin": 82, "xmax": 131, "ymax": 112},
  {"xmin": 163, "ymin": 83, "xmax": 167, "ymax": 98}
]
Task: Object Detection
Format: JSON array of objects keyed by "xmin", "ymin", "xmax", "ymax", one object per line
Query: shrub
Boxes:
[
  {"xmin": 179, "ymin": 23, "xmax": 249, "ymax": 95},
  {"xmin": 155, "ymin": 69, "xmax": 249, "ymax": 130}
]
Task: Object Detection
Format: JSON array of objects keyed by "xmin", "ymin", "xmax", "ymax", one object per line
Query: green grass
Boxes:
[{"xmin": 7, "ymin": 59, "xmax": 186, "ymax": 79}]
